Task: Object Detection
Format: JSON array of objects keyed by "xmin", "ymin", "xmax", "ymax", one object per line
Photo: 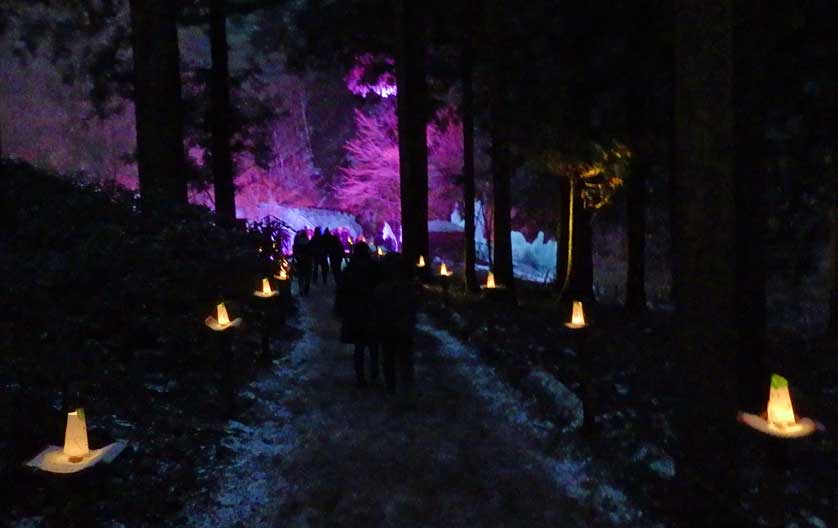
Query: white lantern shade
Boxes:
[
  {"xmin": 205, "ymin": 302, "xmax": 242, "ymax": 331},
  {"xmin": 564, "ymin": 301, "xmax": 586, "ymax": 329},
  {"xmin": 63, "ymin": 410, "xmax": 89, "ymax": 459},
  {"xmin": 254, "ymin": 278, "xmax": 279, "ymax": 298}
]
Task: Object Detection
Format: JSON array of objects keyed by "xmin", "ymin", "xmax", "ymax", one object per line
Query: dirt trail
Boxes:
[{"xmin": 183, "ymin": 280, "xmax": 650, "ymax": 528}]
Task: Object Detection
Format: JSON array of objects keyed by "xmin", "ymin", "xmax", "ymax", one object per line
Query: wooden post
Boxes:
[
  {"xmin": 577, "ymin": 328, "xmax": 595, "ymax": 438},
  {"xmin": 217, "ymin": 331, "xmax": 234, "ymax": 415}
]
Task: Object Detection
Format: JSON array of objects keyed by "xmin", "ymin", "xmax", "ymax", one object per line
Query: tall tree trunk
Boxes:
[
  {"xmin": 568, "ymin": 180, "xmax": 593, "ymax": 300},
  {"xmin": 129, "ymin": 0, "xmax": 187, "ymax": 213},
  {"xmin": 556, "ymin": 176, "xmax": 571, "ymax": 293},
  {"xmin": 397, "ymin": 0, "xmax": 429, "ymax": 271},
  {"xmin": 208, "ymin": 0, "xmax": 236, "ymax": 224},
  {"xmin": 672, "ymin": 0, "xmax": 738, "ymax": 521},
  {"xmin": 830, "ymin": 145, "xmax": 838, "ymax": 337},
  {"xmin": 625, "ymin": 22, "xmax": 651, "ymax": 316},
  {"xmin": 624, "ymin": 155, "xmax": 648, "ymax": 314},
  {"xmin": 734, "ymin": 2, "xmax": 768, "ymax": 412},
  {"xmin": 461, "ymin": 0, "xmax": 478, "ymax": 292},
  {"xmin": 556, "ymin": 174, "xmax": 593, "ymax": 315},
  {"xmin": 489, "ymin": 128, "xmax": 514, "ymax": 290},
  {"xmin": 487, "ymin": 2, "xmax": 514, "ymax": 293}
]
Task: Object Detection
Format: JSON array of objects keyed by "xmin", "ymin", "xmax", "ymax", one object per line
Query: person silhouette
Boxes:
[{"xmin": 336, "ymin": 243, "xmax": 380, "ymax": 388}]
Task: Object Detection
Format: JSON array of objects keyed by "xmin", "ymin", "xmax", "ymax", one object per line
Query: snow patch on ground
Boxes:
[
  {"xmin": 418, "ymin": 314, "xmax": 649, "ymax": 525},
  {"xmin": 184, "ymin": 292, "xmax": 324, "ymax": 528},
  {"xmin": 419, "ymin": 316, "xmax": 555, "ymax": 438}
]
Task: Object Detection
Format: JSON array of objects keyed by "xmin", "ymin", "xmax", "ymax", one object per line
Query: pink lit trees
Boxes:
[{"xmin": 338, "ymin": 99, "xmax": 462, "ymax": 230}]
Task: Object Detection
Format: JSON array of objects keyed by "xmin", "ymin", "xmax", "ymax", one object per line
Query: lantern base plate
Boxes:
[
  {"xmin": 26, "ymin": 441, "xmax": 127, "ymax": 474},
  {"xmin": 205, "ymin": 316, "xmax": 243, "ymax": 332},
  {"xmin": 737, "ymin": 412, "xmax": 819, "ymax": 439}
]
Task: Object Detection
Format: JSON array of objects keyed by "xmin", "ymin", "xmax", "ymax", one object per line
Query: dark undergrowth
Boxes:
[
  {"xmin": 0, "ymin": 160, "xmax": 300, "ymax": 526},
  {"xmin": 421, "ymin": 275, "xmax": 837, "ymax": 528}
]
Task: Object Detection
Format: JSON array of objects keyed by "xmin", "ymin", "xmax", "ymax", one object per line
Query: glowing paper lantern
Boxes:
[
  {"xmin": 417, "ymin": 255, "xmax": 426, "ymax": 268},
  {"xmin": 64, "ymin": 409, "xmax": 89, "ymax": 461},
  {"xmin": 767, "ymin": 374, "xmax": 796, "ymax": 428},
  {"xmin": 439, "ymin": 262, "xmax": 452, "ymax": 277},
  {"xmin": 564, "ymin": 301, "xmax": 586, "ymax": 329},
  {"xmin": 254, "ymin": 278, "xmax": 279, "ymax": 299},
  {"xmin": 480, "ymin": 271, "xmax": 505, "ymax": 291},
  {"xmin": 26, "ymin": 409, "xmax": 127, "ymax": 473},
  {"xmin": 737, "ymin": 374, "xmax": 820, "ymax": 438},
  {"xmin": 205, "ymin": 302, "xmax": 242, "ymax": 332}
]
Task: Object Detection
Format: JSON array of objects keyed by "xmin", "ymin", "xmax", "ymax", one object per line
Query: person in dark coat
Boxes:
[
  {"xmin": 337, "ymin": 243, "xmax": 380, "ymax": 388},
  {"xmin": 325, "ymin": 228, "xmax": 345, "ymax": 285},
  {"xmin": 373, "ymin": 254, "xmax": 418, "ymax": 399},
  {"xmin": 292, "ymin": 230, "xmax": 312, "ymax": 296},
  {"xmin": 309, "ymin": 227, "xmax": 329, "ymax": 285}
]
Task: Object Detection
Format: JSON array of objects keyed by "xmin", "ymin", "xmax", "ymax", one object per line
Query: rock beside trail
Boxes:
[{"xmin": 522, "ymin": 369, "xmax": 583, "ymax": 432}]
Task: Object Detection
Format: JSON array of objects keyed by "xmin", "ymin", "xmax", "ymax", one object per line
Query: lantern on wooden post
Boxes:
[
  {"xmin": 737, "ymin": 374, "xmax": 823, "ymax": 526},
  {"xmin": 485, "ymin": 271, "xmax": 496, "ymax": 289},
  {"xmin": 565, "ymin": 301, "xmax": 586, "ymax": 329},
  {"xmin": 564, "ymin": 300, "xmax": 594, "ymax": 437},
  {"xmin": 480, "ymin": 271, "xmax": 507, "ymax": 302},
  {"xmin": 274, "ymin": 258, "xmax": 292, "ymax": 302},
  {"xmin": 205, "ymin": 302, "xmax": 242, "ymax": 414},
  {"xmin": 253, "ymin": 278, "xmax": 279, "ymax": 357},
  {"xmin": 26, "ymin": 409, "xmax": 127, "ymax": 474}
]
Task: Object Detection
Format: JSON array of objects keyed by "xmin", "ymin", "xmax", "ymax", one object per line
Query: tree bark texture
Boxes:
[
  {"xmin": 209, "ymin": 0, "xmax": 237, "ymax": 224},
  {"xmin": 397, "ymin": 0, "xmax": 430, "ymax": 272},
  {"xmin": 461, "ymin": 0, "xmax": 478, "ymax": 292},
  {"xmin": 672, "ymin": 0, "xmax": 739, "ymax": 521},
  {"xmin": 129, "ymin": 0, "xmax": 187, "ymax": 213},
  {"xmin": 733, "ymin": 1, "xmax": 769, "ymax": 412}
]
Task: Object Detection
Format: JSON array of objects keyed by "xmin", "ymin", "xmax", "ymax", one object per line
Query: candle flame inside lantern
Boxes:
[
  {"xmin": 63, "ymin": 410, "xmax": 89, "ymax": 460},
  {"xmin": 262, "ymin": 278, "xmax": 272, "ymax": 294},
  {"xmin": 217, "ymin": 303, "xmax": 230, "ymax": 326},
  {"xmin": 767, "ymin": 374, "xmax": 796, "ymax": 429},
  {"xmin": 440, "ymin": 263, "xmax": 449, "ymax": 276},
  {"xmin": 570, "ymin": 301, "xmax": 585, "ymax": 327},
  {"xmin": 377, "ymin": 247, "xmax": 384, "ymax": 256},
  {"xmin": 486, "ymin": 272, "xmax": 496, "ymax": 289},
  {"xmin": 278, "ymin": 269, "xmax": 288, "ymax": 280},
  {"xmin": 417, "ymin": 255, "xmax": 426, "ymax": 268}
]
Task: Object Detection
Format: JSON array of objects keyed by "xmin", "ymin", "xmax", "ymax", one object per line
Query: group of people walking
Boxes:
[
  {"xmin": 290, "ymin": 228, "xmax": 419, "ymax": 402},
  {"xmin": 291, "ymin": 227, "xmax": 345, "ymax": 296}
]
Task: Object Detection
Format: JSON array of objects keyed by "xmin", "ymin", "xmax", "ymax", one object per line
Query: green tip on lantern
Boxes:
[{"xmin": 770, "ymin": 374, "xmax": 788, "ymax": 390}]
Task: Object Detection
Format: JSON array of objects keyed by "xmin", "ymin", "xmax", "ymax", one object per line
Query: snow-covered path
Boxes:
[{"xmin": 182, "ymin": 281, "xmax": 653, "ymax": 527}]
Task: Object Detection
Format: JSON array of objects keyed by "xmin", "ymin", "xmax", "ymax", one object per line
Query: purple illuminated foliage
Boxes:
[
  {"xmin": 338, "ymin": 98, "xmax": 463, "ymax": 227},
  {"xmin": 345, "ymin": 53, "xmax": 397, "ymax": 99}
]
